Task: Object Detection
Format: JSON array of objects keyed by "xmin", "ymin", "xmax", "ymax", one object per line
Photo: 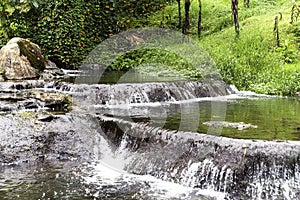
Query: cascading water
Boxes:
[
  {"xmin": 0, "ymin": 78, "xmax": 300, "ymax": 200},
  {"xmin": 50, "ymin": 79, "xmax": 233, "ymax": 105},
  {"xmin": 95, "ymin": 116, "xmax": 300, "ymax": 199},
  {"xmin": 2, "ymin": 27, "xmax": 299, "ymax": 200}
]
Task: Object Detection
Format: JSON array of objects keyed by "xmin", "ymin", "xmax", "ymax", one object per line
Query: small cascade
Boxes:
[
  {"xmin": 52, "ymin": 79, "xmax": 233, "ymax": 106},
  {"xmin": 98, "ymin": 117, "xmax": 300, "ymax": 199},
  {"xmin": 0, "ymin": 80, "xmax": 72, "ymax": 113},
  {"xmin": 242, "ymin": 159, "xmax": 300, "ymax": 199},
  {"xmin": 180, "ymin": 160, "xmax": 234, "ymax": 193},
  {"xmin": 0, "ymin": 79, "xmax": 234, "ymax": 114}
]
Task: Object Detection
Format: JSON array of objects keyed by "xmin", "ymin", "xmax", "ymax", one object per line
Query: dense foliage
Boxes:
[
  {"xmin": 109, "ymin": 48, "xmax": 202, "ymax": 79},
  {"xmin": 1, "ymin": 0, "xmax": 300, "ymax": 95},
  {"xmin": 0, "ymin": 0, "xmax": 167, "ymax": 68}
]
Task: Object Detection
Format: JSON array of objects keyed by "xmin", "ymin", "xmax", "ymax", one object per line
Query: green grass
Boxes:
[
  {"xmin": 200, "ymin": 3, "xmax": 300, "ymax": 95},
  {"xmin": 128, "ymin": 0, "xmax": 300, "ymax": 95}
]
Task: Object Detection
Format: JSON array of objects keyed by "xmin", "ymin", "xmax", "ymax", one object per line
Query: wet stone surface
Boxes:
[
  {"xmin": 0, "ymin": 113, "xmax": 101, "ymax": 165},
  {"xmin": 0, "ymin": 81, "xmax": 72, "ymax": 113},
  {"xmin": 0, "ymin": 78, "xmax": 299, "ymax": 200}
]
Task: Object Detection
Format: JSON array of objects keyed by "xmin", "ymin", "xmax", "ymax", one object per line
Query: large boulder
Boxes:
[{"xmin": 0, "ymin": 37, "xmax": 46, "ymax": 80}]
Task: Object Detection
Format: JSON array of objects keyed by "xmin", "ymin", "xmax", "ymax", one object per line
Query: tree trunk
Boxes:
[
  {"xmin": 232, "ymin": 0, "xmax": 239, "ymax": 35},
  {"xmin": 274, "ymin": 16, "xmax": 280, "ymax": 47},
  {"xmin": 176, "ymin": 0, "xmax": 182, "ymax": 29},
  {"xmin": 183, "ymin": 0, "xmax": 191, "ymax": 35},
  {"xmin": 197, "ymin": 0, "xmax": 202, "ymax": 39}
]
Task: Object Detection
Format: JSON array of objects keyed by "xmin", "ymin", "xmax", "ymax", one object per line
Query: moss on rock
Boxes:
[
  {"xmin": 20, "ymin": 90, "xmax": 73, "ymax": 111},
  {"xmin": 0, "ymin": 37, "xmax": 46, "ymax": 80},
  {"xmin": 17, "ymin": 39, "xmax": 46, "ymax": 73}
]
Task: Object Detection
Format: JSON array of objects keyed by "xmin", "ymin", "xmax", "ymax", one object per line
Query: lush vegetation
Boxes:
[
  {"xmin": 110, "ymin": 48, "xmax": 203, "ymax": 79},
  {"xmin": 136, "ymin": 0, "xmax": 300, "ymax": 95},
  {"xmin": 1, "ymin": 0, "xmax": 300, "ymax": 95},
  {"xmin": 0, "ymin": 0, "xmax": 167, "ymax": 68},
  {"xmin": 200, "ymin": 1, "xmax": 300, "ymax": 95}
]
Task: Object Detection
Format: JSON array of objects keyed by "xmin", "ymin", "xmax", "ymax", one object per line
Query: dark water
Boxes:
[
  {"xmin": 0, "ymin": 162, "xmax": 91, "ymax": 200},
  {"xmin": 0, "ymin": 161, "xmax": 218, "ymax": 200},
  {"xmin": 124, "ymin": 96, "xmax": 300, "ymax": 141},
  {"xmin": 166, "ymin": 97, "xmax": 300, "ymax": 140},
  {"xmin": 0, "ymin": 162, "xmax": 139, "ymax": 200}
]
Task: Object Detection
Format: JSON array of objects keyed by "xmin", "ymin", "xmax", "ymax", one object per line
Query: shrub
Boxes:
[
  {"xmin": 109, "ymin": 48, "xmax": 202, "ymax": 79},
  {"xmin": 0, "ymin": 0, "xmax": 167, "ymax": 68}
]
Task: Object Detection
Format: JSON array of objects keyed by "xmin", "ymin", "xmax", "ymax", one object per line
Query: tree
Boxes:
[
  {"xmin": 197, "ymin": 0, "xmax": 202, "ymax": 38},
  {"xmin": 176, "ymin": 0, "xmax": 181, "ymax": 29},
  {"xmin": 274, "ymin": 13, "xmax": 282, "ymax": 47},
  {"xmin": 0, "ymin": 1, "xmax": 9, "ymax": 30},
  {"xmin": 0, "ymin": 0, "xmax": 37, "ymax": 45},
  {"xmin": 182, "ymin": 0, "xmax": 190, "ymax": 34},
  {"xmin": 232, "ymin": 0, "xmax": 239, "ymax": 35}
]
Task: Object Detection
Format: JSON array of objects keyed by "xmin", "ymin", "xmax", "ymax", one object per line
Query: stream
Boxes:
[{"xmin": 0, "ymin": 78, "xmax": 299, "ymax": 200}]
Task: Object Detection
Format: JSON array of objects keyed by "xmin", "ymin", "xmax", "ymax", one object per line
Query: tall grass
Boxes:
[{"xmin": 130, "ymin": 0, "xmax": 300, "ymax": 95}]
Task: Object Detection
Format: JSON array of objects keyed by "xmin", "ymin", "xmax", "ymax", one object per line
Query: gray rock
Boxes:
[
  {"xmin": 0, "ymin": 82, "xmax": 72, "ymax": 113},
  {"xmin": 41, "ymin": 60, "xmax": 66, "ymax": 80},
  {"xmin": 0, "ymin": 37, "xmax": 46, "ymax": 80},
  {"xmin": 203, "ymin": 121, "xmax": 258, "ymax": 130},
  {"xmin": 0, "ymin": 113, "xmax": 102, "ymax": 164}
]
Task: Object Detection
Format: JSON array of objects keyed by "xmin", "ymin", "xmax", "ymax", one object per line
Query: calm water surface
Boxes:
[{"xmin": 161, "ymin": 97, "xmax": 300, "ymax": 140}]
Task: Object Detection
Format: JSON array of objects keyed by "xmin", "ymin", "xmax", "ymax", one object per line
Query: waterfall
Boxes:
[
  {"xmin": 181, "ymin": 160, "xmax": 234, "ymax": 192},
  {"xmin": 1, "ymin": 79, "xmax": 299, "ymax": 199},
  {"xmin": 0, "ymin": 79, "xmax": 234, "ymax": 115},
  {"xmin": 50, "ymin": 79, "xmax": 233, "ymax": 105},
  {"xmin": 97, "ymin": 117, "xmax": 300, "ymax": 199}
]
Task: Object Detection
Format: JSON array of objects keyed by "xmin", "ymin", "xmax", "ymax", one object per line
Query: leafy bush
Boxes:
[
  {"xmin": 109, "ymin": 48, "xmax": 202, "ymax": 79},
  {"xmin": 0, "ymin": 0, "xmax": 167, "ymax": 68}
]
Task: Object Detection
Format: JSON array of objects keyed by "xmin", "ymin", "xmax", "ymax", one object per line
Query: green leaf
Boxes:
[{"xmin": 32, "ymin": 0, "xmax": 39, "ymax": 8}]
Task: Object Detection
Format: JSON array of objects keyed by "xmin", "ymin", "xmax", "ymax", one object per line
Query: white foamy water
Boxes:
[
  {"xmin": 82, "ymin": 133, "xmax": 226, "ymax": 199},
  {"xmin": 83, "ymin": 162, "xmax": 226, "ymax": 200}
]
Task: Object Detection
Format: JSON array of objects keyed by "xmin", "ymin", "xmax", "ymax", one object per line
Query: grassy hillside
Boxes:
[{"xmin": 131, "ymin": 0, "xmax": 300, "ymax": 95}]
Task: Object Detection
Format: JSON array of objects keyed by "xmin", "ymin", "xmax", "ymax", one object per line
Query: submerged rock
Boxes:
[
  {"xmin": 203, "ymin": 121, "xmax": 258, "ymax": 130},
  {"xmin": 19, "ymin": 90, "xmax": 73, "ymax": 111},
  {"xmin": 0, "ymin": 37, "xmax": 46, "ymax": 80}
]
